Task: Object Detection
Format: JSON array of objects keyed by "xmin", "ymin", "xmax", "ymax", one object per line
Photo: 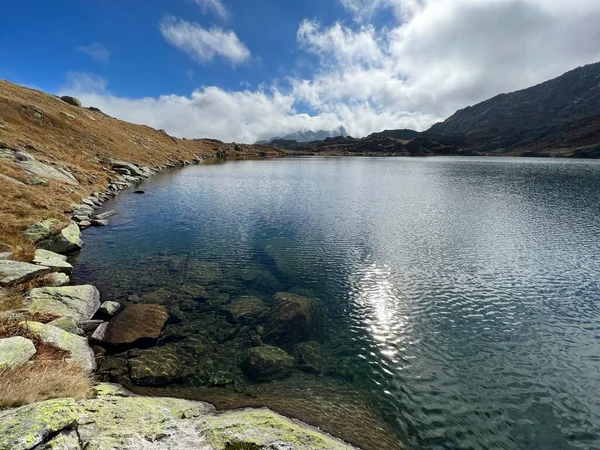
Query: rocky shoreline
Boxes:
[{"xmin": 0, "ymin": 158, "xmax": 359, "ymax": 450}]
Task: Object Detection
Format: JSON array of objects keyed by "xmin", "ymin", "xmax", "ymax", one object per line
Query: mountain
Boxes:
[
  {"xmin": 427, "ymin": 62, "xmax": 600, "ymax": 153},
  {"xmin": 257, "ymin": 126, "xmax": 348, "ymax": 144}
]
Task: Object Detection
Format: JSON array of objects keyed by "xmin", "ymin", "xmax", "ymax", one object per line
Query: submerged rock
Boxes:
[
  {"xmin": 38, "ymin": 221, "xmax": 83, "ymax": 254},
  {"xmin": 186, "ymin": 261, "xmax": 222, "ymax": 285},
  {"xmin": 265, "ymin": 292, "xmax": 325, "ymax": 347},
  {"xmin": 25, "ymin": 322, "xmax": 96, "ymax": 373},
  {"xmin": 128, "ymin": 345, "xmax": 184, "ymax": 386},
  {"xmin": 102, "ymin": 304, "xmax": 168, "ymax": 345},
  {"xmin": 295, "ymin": 341, "xmax": 328, "ymax": 374},
  {"xmin": 243, "ymin": 345, "xmax": 295, "ymax": 381},
  {"xmin": 25, "ymin": 285, "xmax": 101, "ymax": 323},
  {"xmin": 0, "ymin": 260, "xmax": 51, "ymax": 286},
  {"xmin": 0, "ymin": 336, "xmax": 36, "ymax": 370},
  {"xmin": 221, "ymin": 296, "xmax": 270, "ymax": 325}
]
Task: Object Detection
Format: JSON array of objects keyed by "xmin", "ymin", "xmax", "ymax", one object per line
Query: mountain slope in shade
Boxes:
[
  {"xmin": 427, "ymin": 62, "xmax": 600, "ymax": 152},
  {"xmin": 257, "ymin": 126, "xmax": 348, "ymax": 144}
]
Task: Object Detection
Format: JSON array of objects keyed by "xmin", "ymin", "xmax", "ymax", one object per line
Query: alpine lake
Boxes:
[{"xmin": 73, "ymin": 156, "xmax": 600, "ymax": 450}]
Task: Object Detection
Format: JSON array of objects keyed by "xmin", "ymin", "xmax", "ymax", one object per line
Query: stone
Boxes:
[
  {"xmin": 27, "ymin": 177, "xmax": 47, "ymax": 186},
  {"xmin": 128, "ymin": 345, "xmax": 184, "ymax": 386},
  {"xmin": 0, "ymin": 398, "xmax": 81, "ymax": 450},
  {"xmin": 71, "ymin": 203, "xmax": 94, "ymax": 217},
  {"xmin": 0, "ymin": 252, "xmax": 12, "ymax": 260},
  {"xmin": 14, "ymin": 150, "xmax": 35, "ymax": 161},
  {"xmin": 110, "ymin": 159, "xmax": 152, "ymax": 178},
  {"xmin": 0, "ymin": 336, "xmax": 36, "ymax": 370},
  {"xmin": 243, "ymin": 345, "xmax": 295, "ymax": 381},
  {"xmin": 38, "ymin": 221, "xmax": 83, "ymax": 254},
  {"xmin": 25, "ymin": 285, "xmax": 101, "ymax": 322},
  {"xmin": 91, "ymin": 219, "xmax": 109, "ymax": 226},
  {"xmin": 36, "ymin": 429, "xmax": 80, "ymax": 449},
  {"xmin": 48, "ymin": 316, "xmax": 84, "ymax": 336},
  {"xmin": 60, "ymin": 95, "xmax": 82, "ymax": 106},
  {"xmin": 177, "ymin": 283, "xmax": 208, "ymax": 299},
  {"xmin": 221, "ymin": 296, "xmax": 270, "ymax": 325},
  {"xmin": 80, "ymin": 319, "xmax": 104, "ymax": 332},
  {"xmin": 41, "ymin": 272, "xmax": 71, "ymax": 287},
  {"xmin": 91, "ymin": 322, "xmax": 108, "ymax": 341},
  {"xmin": 187, "ymin": 261, "xmax": 222, "ymax": 285},
  {"xmin": 0, "ymin": 260, "xmax": 51, "ymax": 286},
  {"xmin": 0, "ymin": 173, "xmax": 26, "ymax": 186},
  {"xmin": 78, "ymin": 220, "xmax": 91, "ymax": 229},
  {"xmin": 99, "ymin": 301, "xmax": 120, "ymax": 317},
  {"xmin": 133, "ymin": 189, "xmax": 145, "ymax": 194},
  {"xmin": 60, "ymin": 111, "xmax": 76, "ymax": 120},
  {"xmin": 23, "ymin": 218, "xmax": 60, "ymax": 242},
  {"xmin": 141, "ymin": 287, "xmax": 173, "ymax": 304},
  {"xmin": 24, "ymin": 322, "xmax": 96, "ymax": 373},
  {"xmin": 265, "ymin": 292, "xmax": 325, "ymax": 347},
  {"xmin": 81, "ymin": 197, "xmax": 96, "ymax": 207},
  {"xmin": 33, "ymin": 249, "xmax": 73, "ymax": 274},
  {"xmin": 18, "ymin": 160, "xmax": 79, "ymax": 185},
  {"xmin": 102, "ymin": 304, "xmax": 169, "ymax": 345},
  {"xmin": 93, "ymin": 210, "xmax": 117, "ymax": 220},
  {"xmin": 295, "ymin": 341, "xmax": 328, "ymax": 374}
]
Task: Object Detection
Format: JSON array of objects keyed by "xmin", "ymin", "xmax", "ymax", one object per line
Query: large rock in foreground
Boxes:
[
  {"xmin": 38, "ymin": 221, "xmax": 83, "ymax": 254},
  {"xmin": 0, "ymin": 337, "xmax": 36, "ymax": 370},
  {"xmin": 25, "ymin": 322, "xmax": 96, "ymax": 373},
  {"xmin": 22, "ymin": 218, "xmax": 60, "ymax": 242},
  {"xmin": 102, "ymin": 304, "xmax": 168, "ymax": 345},
  {"xmin": 0, "ymin": 384, "xmax": 358, "ymax": 450},
  {"xmin": 243, "ymin": 345, "xmax": 295, "ymax": 381},
  {"xmin": 265, "ymin": 292, "xmax": 326, "ymax": 347},
  {"xmin": 25, "ymin": 285, "xmax": 101, "ymax": 323},
  {"xmin": 0, "ymin": 260, "xmax": 51, "ymax": 286}
]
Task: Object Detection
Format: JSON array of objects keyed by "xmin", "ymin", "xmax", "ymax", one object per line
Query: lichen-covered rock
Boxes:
[
  {"xmin": 221, "ymin": 296, "xmax": 269, "ymax": 324},
  {"xmin": 243, "ymin": 345, "xmax": 295, "ymax": 381},
  {"xmin": 41, "ymin": 272, "xmax": 71, "ymax": 287},
  {"xmin": 265, "ymin": 292, "xmax": 325, "ymax": 347},
  {"xmin": 25, "ymin": 285, "xmax": 101, "ymax": 322},
  {"xmin": 18, "ymin": 160, "xmax": 79, "ymax": 185},
  {"xmin": 25, "ymin": 322, "xmax": 96, "ymax": 373},
  {"xmin": 36, "ymin": 430, "xmax": 80, "ymax": 450},
  {"xmin": 0, "ymin": 398, "xmax": 81, "ymax": 450},
  {"xmin": 102, "ymin": 304, "xmax": 168, "ymax": 345},
  {"xmin": 0, "ymin": 336, "xmax": 36, "ymax": 370},
  {"xmin": 128, "ymin": 345, "xmax": 184, "ymax": 386},
  {"xmin": 33, "ymin": 249, "xmax": 73, "ymax": 274},
  {"xmin": 22, "ymin": 218, "xmax": 61, "ymax": 242},
  {"xmin": 0, "ymin": 252, "xmax": 13, "ymax": 260},
  {"xmin": 99, "ymin": 301, "xmax": 120, "ymax": 317},
  {"xmin": 38, "ymin": 221, "xmax": 83, "ymax": 254},
  {"xmin": 0, "ymin": 260, "xmax": 51, "ymax": 286},
  {"xmin": 110, "ymin": 160, "xmax": 153, "ymax": 178},
  {"xmin": 47, "ymin": 316, "xmax": 84, "ymax": 336}
]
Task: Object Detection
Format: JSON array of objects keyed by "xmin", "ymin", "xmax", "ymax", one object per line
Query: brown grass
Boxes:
[
  {"xmin": 0, "ymin": 317, "xmax": 68, "ymax": 359},
  {"xmin": 0, "ymin": 361, "xmax": 92, "ymax": 407},
  {"xmin": 0, "ymin": 288, "xmax": 23, "ymax": 311},
  {"xmin": 0, "ymin": 79, "xmax": 288, "ymax": 245}
]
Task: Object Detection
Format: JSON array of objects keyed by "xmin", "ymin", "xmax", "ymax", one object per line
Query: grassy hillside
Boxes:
[{"xmin": 0, "ymin": 79, "xmax": 285, "ymax": 247}]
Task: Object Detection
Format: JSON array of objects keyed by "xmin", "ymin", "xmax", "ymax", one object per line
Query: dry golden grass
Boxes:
[
  {"xmin": 0, "ymin": 79, "xmax": 287, "ymax": 245},
  {"xmin": 0, "ymin": 288, "xmax": 23, "ymax": 311},
  {"xmin": 0, "ymin": 361, "xmax": 92, "ymax": 407}
]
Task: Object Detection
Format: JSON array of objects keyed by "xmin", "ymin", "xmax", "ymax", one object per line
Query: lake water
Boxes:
[{"xmin": 74, "ymin": 157, "xmax": 600, "ymax": 450}]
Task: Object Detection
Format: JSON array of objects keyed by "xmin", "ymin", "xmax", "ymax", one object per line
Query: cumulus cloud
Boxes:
[
  {"xmin": 77, "ymin": 42, "xmax": 110, "ymax": 63},
  {"xmin": 159, "ymin": 16, "xmax": 250, "ymax": 65},
  {"xmin": 191, "ymin": 0, "xmax": 230, "ymax": 21},
  {"xmin": 63, "ymin": 0, "xmax": 600, "ymax": 142}
]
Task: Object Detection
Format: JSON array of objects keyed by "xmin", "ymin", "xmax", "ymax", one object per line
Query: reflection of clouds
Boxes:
[{"xmin": 349, "ymin": 261, "xmax": 411, "ymax": 367}]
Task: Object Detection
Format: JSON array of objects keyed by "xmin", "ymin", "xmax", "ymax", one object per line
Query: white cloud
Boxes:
[
  {"xmin": 77, "ymin": 42, "xmax": 110, "ymax": 63},
  {"xmin": 159, "ymin": 16, "xmax": 250, "ymax": 65},
  {"xmin": 191, "ymin": 0, "xmax": 230, "ymax": 21},
  {"xmin": 62, "ymin": 0, "xmax": 600, "ymax": 143}
]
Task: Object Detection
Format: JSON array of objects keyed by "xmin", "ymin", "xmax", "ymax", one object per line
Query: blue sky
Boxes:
[{"xmin": 2, "ymin": 0, "xmax": 600, "ymax": 142}]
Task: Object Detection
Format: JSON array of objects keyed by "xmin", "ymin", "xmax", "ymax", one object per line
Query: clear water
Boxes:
[{"xmin": 74, "ymin": 157, "xmax": 600, "ymax": 450}]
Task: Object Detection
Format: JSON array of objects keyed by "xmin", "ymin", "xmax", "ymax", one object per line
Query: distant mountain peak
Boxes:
[{"xmin": 257, "ymin": 126, "xmax": 348, "ymax": 144}]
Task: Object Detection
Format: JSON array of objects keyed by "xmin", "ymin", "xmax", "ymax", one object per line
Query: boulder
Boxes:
[
  {"xmin": 71, "ymin": 203, "xmax": 94, "ymax": 217},
  {"xmin": 0, "ymin": 398, "xmax": 81, "ymax": 450},
  {"xmin": 25, "ymin": 322, "xmax": 96, "ymax": 373},
  {"xmin": 221, "ymin": 296, "xmax": 269, "ymax": 325},
  {"xmin": 99, "ymin": 301, "xmax": 120, "ymax": 317},
  {"xmin": 128, "ymin": 345, "xmax": 184, "ymax": 386},
  {"xmin": 80, "ymin": 319, "xmax": 104, "ymax": 333},
  {"xmin": 14, "ymin": 150, "xmax": 35, "ymax": 161},
  {"xmin": 38, "ymin": 221, "xmax": 83, "ymax": 254},
  {"xmin": 33, "ymin": 249, "xmax": 73, "ymax": 274},
  {"xmin": 0, "ymin": 336, "xmax": 36, "ymax": 370},
  {"xmin": 295, "ymin": 341, "xmax": 328, "ymax": 374},
  {"xmin": 41, "ymin": 272, "xmax": 71, "ymax": 287},
  {"xmin": 91, "ymin": 219, "xmax": 108, "ymax": 226},
  {"xmin": 90, "ymin": 322, "xmax": 108, "ymax": 341},
  {"xmin": 102, "ymin": 304, "xmax": 169, "ymax": 345},
  {"xmin": 22, "ymin": 218, "xmax": 60, "ymax": 242},
  {"xmin": 0, "ymin": 260, "xmax": 51, "ymax": 286},
  {"xmin": 48, "ymin": 316, "xmax": 84, "ymax": 336},
  {"xmin": 25, "ymin": 285, "xmax": 101, "ymax": 322},
  {"xmin": 60, "ymin": 95, "xmax": 82, "ymax": 107},
  {"xmin": 110, "ymin": 160, "xmax": 152, "ymax": 178},
  {"xmin": 243, "ymin": 345, "xmax": 295, "ymax": 381},
  {"xmin": 265, "ymin": 292, "xmax": 325, "ymax": 347},
  {"xmin": 18, "ymin": 160, "xmax": 79, "ymax": 185}
]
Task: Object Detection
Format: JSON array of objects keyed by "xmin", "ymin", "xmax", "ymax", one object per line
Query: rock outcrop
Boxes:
[
  {"xmin": 38, "ymin": 221, "xmax": 83, "ymax": 254},
  {"xmin": 0, "ymin": 384, "xmax": 357, "ymax": 450},
  {"xmin": 25, "ymin": 285, "xmax": 101, "ymax": 323},
  {"xmin": 0, "ymin": 260, "xmax": 51, "ymax": 286}
]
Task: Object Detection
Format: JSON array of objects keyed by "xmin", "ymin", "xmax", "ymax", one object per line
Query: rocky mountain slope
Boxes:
[{"xmin": 265, "ymin": 62, "xmax": 600, "ymax": 157}]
